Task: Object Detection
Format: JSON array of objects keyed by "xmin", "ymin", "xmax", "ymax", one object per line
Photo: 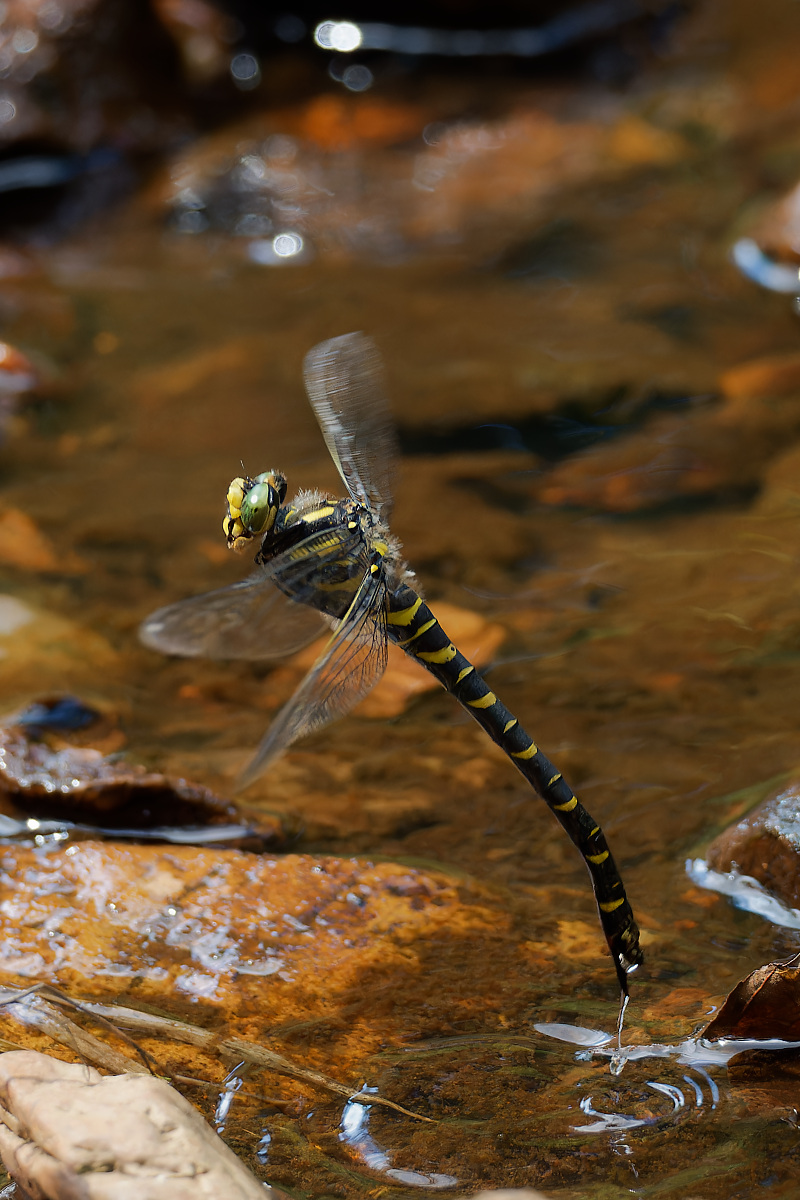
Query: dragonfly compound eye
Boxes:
[
  {"xmin": 240, "ymin": 481, "xmax": 279, "ymax": 534},
  {"xmin": 253, "ymin": 469, "xmax": 287, "ymax": 505}
]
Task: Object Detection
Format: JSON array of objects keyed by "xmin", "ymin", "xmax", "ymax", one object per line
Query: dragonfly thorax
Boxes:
[
  {"xmin": 224, "ymin": 470, "xmax": 287, "ymax": 552},
  {"xmin": 251, "ymin": 492, "xmax": 381, "ymax": 621}
]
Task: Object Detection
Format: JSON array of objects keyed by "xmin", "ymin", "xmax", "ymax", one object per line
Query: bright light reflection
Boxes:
[
  {"xmin": 248, "ymin": 233, "xmax": 308, "ymax": 266},
  {"xmin": 314, "ymin": 19, "xmax": 362, "ymax": 51},
  {"xmin": 12, "ymin": 28, "xmax": 38, "ymax": 53},
  {"xmin": 732, "ymin": 237, "xmax": 800, "ymax": 295},
  {"xmin": 273, "ymin": 232, "xmax": 303, "ymax": 257}
]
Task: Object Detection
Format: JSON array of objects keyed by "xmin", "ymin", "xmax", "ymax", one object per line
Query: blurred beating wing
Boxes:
[
  {"xmin": 303, "ymin": 332, "xmax": 398, "ymax": 519},
  {"xmin": 139, "ymin": 525, "xmax": 364, "ymax": 660},
  {"xmin": 238, "ymin": 560, "xmax": 389, "ymax": 788}
]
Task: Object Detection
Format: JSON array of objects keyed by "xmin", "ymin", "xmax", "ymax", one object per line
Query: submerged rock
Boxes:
[
  {"xmin": 0, "ymin": 842, "xmax": 512, "ymax": 1001},
  {"xmin": 719, "ymin": 352, "xmax": 800, "ymax": 401}
]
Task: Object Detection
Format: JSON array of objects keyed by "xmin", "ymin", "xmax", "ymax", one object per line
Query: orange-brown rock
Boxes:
[
  {"xmin": 0, "ymin": 509, "xmax": 87, "ymax": 575},
  {"xmin": 0, "ymin": 842, "xmax": 517, "ymax": 1029},
  {"xmin": 719, "ymin": 353, "xmax": 800, "ymax": 401}
]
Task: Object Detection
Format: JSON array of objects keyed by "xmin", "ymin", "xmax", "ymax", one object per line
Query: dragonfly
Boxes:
[{"xmin": 141, "ymin": 333, "xmax": 643, "ymax": 994}]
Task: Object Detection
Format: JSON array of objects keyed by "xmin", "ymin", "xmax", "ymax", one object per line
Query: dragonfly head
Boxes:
[{"xmin": 223, "ymin": 470, "xmax": 288, "ymax": 552}]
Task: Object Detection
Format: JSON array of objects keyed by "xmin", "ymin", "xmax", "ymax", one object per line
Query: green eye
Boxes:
[
  {"xmin": 240, "ymin": 482, "xmax": 276, "ymax": 533},
  {"xmin": 253, "ymin": 469, "xmax": 287, "ymax": 506}
]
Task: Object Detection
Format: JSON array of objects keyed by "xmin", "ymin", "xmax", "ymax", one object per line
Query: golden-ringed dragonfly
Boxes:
[{"xmin": 141, "ymin": 333, "xmax": 643, "ymax": 994}]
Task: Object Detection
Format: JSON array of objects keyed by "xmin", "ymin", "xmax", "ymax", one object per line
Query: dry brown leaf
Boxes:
[
  {"xmin": 703, "ymin": 961, "xmax": 800, "ymax": 1041},
  {"xmin": 0, "ymin": 712, "xmax": 284, "ymax": 848}
]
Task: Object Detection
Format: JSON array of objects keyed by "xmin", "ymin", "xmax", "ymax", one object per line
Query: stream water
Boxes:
[{"xmin": 2, "ymin": 1, "xmax": 800, "ymax": 1196}]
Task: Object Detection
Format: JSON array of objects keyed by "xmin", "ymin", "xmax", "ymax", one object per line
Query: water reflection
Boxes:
[
  {"xmin": 687, "ymin": 859, "xmax": 800, "ymax": 931},
  {"xmin": 230, "ymin": 52, "xmax": 261, "ymax": 91},
  {"xmin": 538, "ymin": 1021, "xmax": 800, "ymax": 1071},
  {"xmin": 215, "ymin": 1063, "xmax": 246, "ymax": 1134},
  {"xmin": 575, "ymin": 1073, "xmax": 717, "ymax": 1135},
  {"xmin": 314, "ymin": 21, "xmax": 363, "ymax": 53},
  {"xmin": 248, "ymin": 233, "xmax": 309, "ymax": 265},
  {"xmin": 339, "ymin": 1089, "xmax": 458, "ymax": 1189},
  {"xmin": 732, "ymin": 238, "xmax": 800, "ymax": 296},
  {"xmin": 319, "ymin": 3, "xmax": 651, "ymax": 59},
  {"xmin": 536, "ymin": 1018, "xmax": 800, "ymax": 1143}
]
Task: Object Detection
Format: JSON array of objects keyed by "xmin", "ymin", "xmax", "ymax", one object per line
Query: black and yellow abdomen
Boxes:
[{"xmin": 386, "ymin": 582, "xmax": 643, "ymax": 987}]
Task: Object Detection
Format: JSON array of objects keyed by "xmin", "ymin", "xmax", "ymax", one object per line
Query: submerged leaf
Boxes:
[{"xmin": 0, "ymin": 708, "xmax": 285, "ymax": 848}]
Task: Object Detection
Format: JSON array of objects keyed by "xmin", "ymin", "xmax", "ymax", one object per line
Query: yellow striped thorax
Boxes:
[
  {"xmin": 253, "ymin": 490, "xmax": 389, "ymax": 622},
  {"xmin": 223, "ymin": 469, "xmax": 287, "ymax": 552}
]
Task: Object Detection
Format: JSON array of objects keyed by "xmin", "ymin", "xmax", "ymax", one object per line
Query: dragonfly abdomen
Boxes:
[{"xmin": 386, "ymin": 583, "xmax": 643, "ymax": 991}]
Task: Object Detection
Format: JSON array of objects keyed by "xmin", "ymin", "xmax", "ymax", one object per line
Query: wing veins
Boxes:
[
  {"xmin": 239, "ymin": 563, "xmax": 388, "ymax": 787},
  {"xmin": 139, "ymin": 525, "xmax": 364, "ymax": 660},
  {"xmin": 303, "ymin": 332, "xmax": 398, "ymax": 518}
]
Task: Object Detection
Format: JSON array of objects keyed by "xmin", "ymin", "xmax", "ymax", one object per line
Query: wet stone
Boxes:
[
  {"xmin": 0, "ymin": 842, "xmax": 634, "ymax": 1194},
  {"xmin": 705, "ymin": 779, "xmax": 800, "ymax": 909},
  {"xmin": 0, "ymin": 841, "xmax": 518, "ymax": 1021},
  {"xmin": 528, "ymin": 362, "xmax": 800, "ymax": 513}
]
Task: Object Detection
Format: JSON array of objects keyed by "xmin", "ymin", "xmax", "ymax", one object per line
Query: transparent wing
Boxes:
[
  {"xmin": 239, "ymin": 563, "xmax": 388, "ymax": 787},
  {"xmin": 139, "ymin": 576, "xmax": 325, "ymax": 660},
  {"xmin": 139, "ymin": 525, "xmax": 364, "ymax": 660},
  {"xmin": 303, "ymin": 332, "xmax": 398, "ymax": 518}
]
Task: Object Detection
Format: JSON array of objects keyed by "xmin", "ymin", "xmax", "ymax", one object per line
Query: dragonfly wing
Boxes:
[
  {"xmin": 140, "ymin": 577, "xmax": 325, "ymax": 660},
  {"xmin": 139, "ymin": 525, "xmax": 363, "ymax": 660},
  {"xmin": 238, "ymin": 565, "xmax": 388, "ymax": 787},
  {"xmin": 303, "ymin": 332, "xmax": 398, "ymax": 518}
]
